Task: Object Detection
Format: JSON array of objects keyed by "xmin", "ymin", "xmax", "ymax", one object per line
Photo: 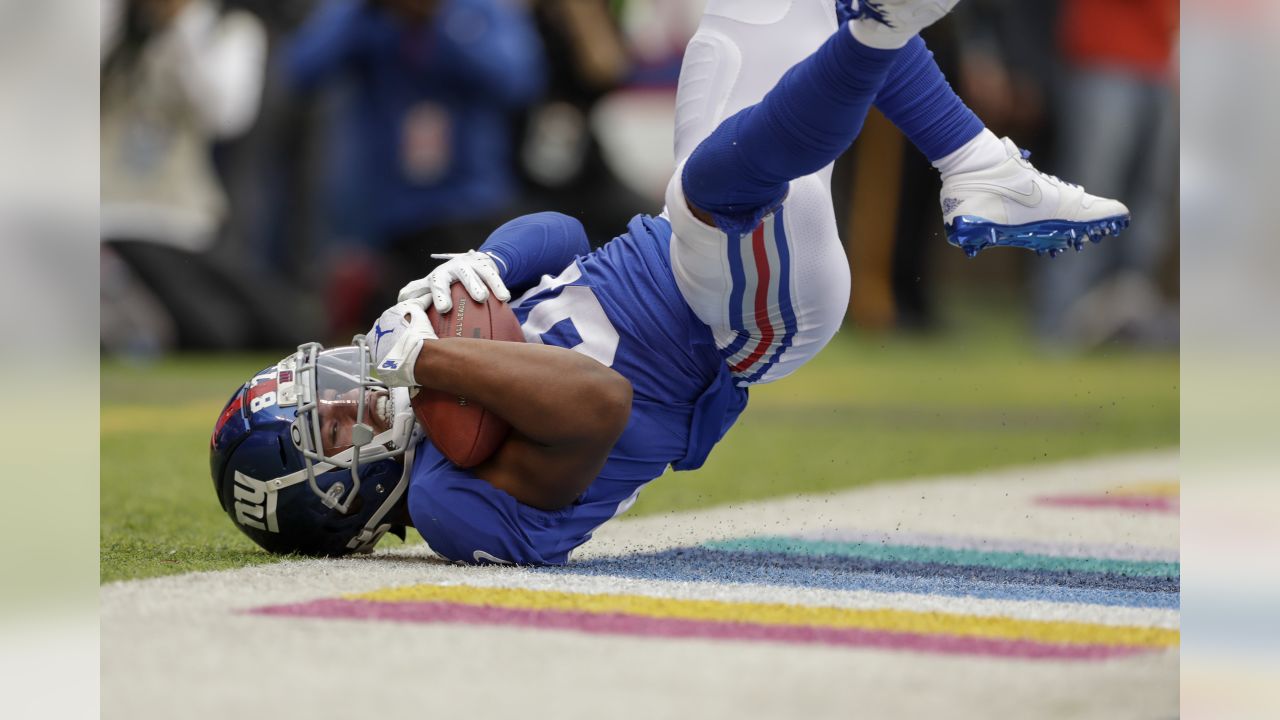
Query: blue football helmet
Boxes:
[{"xmin": 210, "ymin": 339, "xmax": 420, "ymax": 556}]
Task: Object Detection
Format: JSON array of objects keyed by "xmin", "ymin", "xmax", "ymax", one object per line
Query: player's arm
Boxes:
[
  {"xmin": 479, "ymin": 212, "xmax": 590, "ymax": 296},
  {"xmin": 414, "ymin": 338, "xmax": 631, "ymax": 510},
  {"xmin": 682, "ymin": 23, "xmax": 896, "ymax": 234},
  {"xmin": 397, "ymin": 212, "xmax": 590, "ymax": 314},
  {"xmin": 375, "ymin": 305, "xmax": 629, "ymax": 511}
]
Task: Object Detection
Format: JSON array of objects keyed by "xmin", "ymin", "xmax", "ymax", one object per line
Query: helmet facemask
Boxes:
[{"xmin": 287, "ymin": 338, "xmax": 417, "ymax": 515}]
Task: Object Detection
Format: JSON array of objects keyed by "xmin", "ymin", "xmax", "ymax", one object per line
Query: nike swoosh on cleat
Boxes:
[{"xmin": 952, "ymin": 181, "xmax": 1044, "ymax": 208}]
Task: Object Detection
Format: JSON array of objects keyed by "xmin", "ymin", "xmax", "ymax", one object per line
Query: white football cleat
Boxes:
[
  {"xmin": 941, "ymin": 137, "xmax": 1131, "ymax": 258},
  {"xmin": 841, "ymin": 0, "xmax": 963, "ymax": 50}
]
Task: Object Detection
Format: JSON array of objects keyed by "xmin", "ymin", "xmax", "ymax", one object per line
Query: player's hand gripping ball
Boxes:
[{"xmin": 412, "ymin": 282, "xmax": 525, "ymax": 467}]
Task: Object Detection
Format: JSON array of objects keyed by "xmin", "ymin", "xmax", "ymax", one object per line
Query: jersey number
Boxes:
[{"xmin": 520, "ymin": 286, "xmax": 620, "ymax": 367}]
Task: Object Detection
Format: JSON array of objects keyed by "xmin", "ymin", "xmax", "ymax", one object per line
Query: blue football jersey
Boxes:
[{"xmin": 407, "ymin": 214, "xmax": 748, "ymax": 564}]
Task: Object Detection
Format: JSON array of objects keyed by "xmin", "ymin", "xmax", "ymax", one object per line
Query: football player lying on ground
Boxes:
[{"xmin": 212, "ymin": 0, "xmax": 1130, "ymax": 564}]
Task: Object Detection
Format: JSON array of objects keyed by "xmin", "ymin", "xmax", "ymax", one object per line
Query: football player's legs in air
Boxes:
[{"xmin": 667, "ymin": 1, "xmax": 1132, "ymax": 391}]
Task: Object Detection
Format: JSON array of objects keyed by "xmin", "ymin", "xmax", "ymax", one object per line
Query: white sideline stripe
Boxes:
[
  {"xmin": 102, "ymin": 452, "xmax": 1180, "ymax": 720},
  {"xmin": 571, "ymin": 450, "xmax": 1179, "ymax": 560}
]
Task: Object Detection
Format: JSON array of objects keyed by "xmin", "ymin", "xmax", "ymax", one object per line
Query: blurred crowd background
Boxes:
[{"xmin": 99, "ymin": 0, "xmax": 1179, "ymax": 357}]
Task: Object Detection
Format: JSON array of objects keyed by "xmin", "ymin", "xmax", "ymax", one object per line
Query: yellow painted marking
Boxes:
[
  {"xmin": 346, "ymin": 584, "xmax": 1178, "ymax": 648},
  {"xmin": 1111, "ymin": 481, "xmax": 1180, "ymax": 498}
]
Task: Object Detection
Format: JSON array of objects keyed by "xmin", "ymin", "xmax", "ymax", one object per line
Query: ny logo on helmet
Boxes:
[{"xmin": 233, "ymin": 471, "xmax": 279, "ymax": 533}]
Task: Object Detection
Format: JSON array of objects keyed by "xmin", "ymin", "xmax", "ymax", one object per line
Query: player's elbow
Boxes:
[
  {"xmin": 603, "ymin": 374, "xmax": 633, "ymax": 438},
  {"xmin": 584, "ymin": 369, "xmax": 632, "ymax": 444}
]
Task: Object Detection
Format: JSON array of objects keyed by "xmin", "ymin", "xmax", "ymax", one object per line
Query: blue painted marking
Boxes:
[
  {"xmin": 545, "ymin": 548, "xmax": 1179, "ymax": 609},
  {"xmin": 710, "ymin": 548, "xmax": 1176, "ymax": 593}
]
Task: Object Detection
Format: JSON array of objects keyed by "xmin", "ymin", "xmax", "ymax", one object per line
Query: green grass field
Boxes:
[{"xmin": 101, "ymin": 301, "xmax": 1177, "ymax": 583}]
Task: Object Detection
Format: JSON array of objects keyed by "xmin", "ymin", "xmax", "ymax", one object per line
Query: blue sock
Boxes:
[
  {"xmin": 682, "ymin": 25, "xmax": 899, "ymax": 235},
  {"xmin": 874, "ymin": 35, "xmax": 984, "ymax": 162}
]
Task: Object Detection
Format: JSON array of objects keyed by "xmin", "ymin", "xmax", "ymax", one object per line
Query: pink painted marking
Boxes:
[
  {"xmin": 1036, "ymin": 495, "xmax": 1179, "ymax": 514},
  {"xmin": 247, "ymin": 599, "xmax": 1151, "ymax": 662}
]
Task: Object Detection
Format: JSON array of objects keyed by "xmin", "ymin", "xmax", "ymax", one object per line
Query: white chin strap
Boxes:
[{"xmin": 347, "ymin": 427, "xmax": 421, "ymax": 553}]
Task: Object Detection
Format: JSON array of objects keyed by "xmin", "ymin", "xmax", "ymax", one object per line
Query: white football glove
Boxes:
[
  {"xmin": 398, "ymin": 250, "xmax": 511, "ymax": 314},
  {"xmin": 371, "ymin": 300, "xmax": 437, "ymax": 389}
]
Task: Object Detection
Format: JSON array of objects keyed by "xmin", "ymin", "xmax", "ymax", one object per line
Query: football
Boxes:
[{"xmin": 412, "ymin": 284, "xmax": 526, "ymax": 467}]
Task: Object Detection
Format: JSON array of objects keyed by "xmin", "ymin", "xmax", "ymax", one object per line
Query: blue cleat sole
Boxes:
[{"xmin": 945, "ymin": 214, "xmax": 1131, "ymax": 258}]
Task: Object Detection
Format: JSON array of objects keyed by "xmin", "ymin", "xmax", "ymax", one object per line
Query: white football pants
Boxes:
[{"xmin": 665, "ymin": 0, "xmax": 850, "ymax": 386}]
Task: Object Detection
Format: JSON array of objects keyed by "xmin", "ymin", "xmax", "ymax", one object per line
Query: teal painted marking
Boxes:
[{"xmin": 704, "ymin": 537, "xmax": 1179, "ymax": 578}]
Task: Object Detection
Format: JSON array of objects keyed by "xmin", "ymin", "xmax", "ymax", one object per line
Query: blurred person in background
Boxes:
[
  {"xmin": 515, "ymin": 0, "xmax": 651, "ymax": 245},
  {"xmin": 282, "ymin": 0, "xmax": 545, "ymax": 339},
  {"xmin": 101, "ymin": 0, "xmax": 287, "ymax": 353},
  {"xmin": 1035, "ymin": 0, "xmax": 1179, "ymax": 350},
  {"xmin": 835, "ymin": 19, "xmax": 970, "ymax": 333},
  {"xmin": 202, "ymin": 0, "xmax": 327, "ymax": 287},
  {"xmin": 951, "ymin": 0, "xmax": 1060, "ymax": 146},
  {"xmin": 837, "ymin": 0, "xmax": 1063, "ymax": 333}
]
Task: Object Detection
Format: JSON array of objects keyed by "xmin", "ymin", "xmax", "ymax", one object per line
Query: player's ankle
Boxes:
[{"xmin": 933, "ymin": 129, "xmax": 1007, "ymax": 180}]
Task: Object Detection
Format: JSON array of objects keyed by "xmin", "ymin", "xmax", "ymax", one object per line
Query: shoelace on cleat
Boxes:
[
  {"xmin": 835, "ymin": 0, "xmax": 856, "ymax": 23},
  {"xmin": 838, "ymin": 0, "xmax": 893, "ymax": 28},
  {"xmin": 1016, "ymin": 147, "xmax": 1080, "ymax": 189}
]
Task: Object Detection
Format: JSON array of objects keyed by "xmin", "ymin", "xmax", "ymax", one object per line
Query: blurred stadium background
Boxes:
[
  {"xmin": 99, "ymin": 0, "xmax": 1179, "ymax": 358},
  {"xmin": 0, "ymin": 0, "xmax": 1252, "ymax": 716},
  {"xmin": 100, "ymin": 0, "xmax": 1179, "ymax": 580}
]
